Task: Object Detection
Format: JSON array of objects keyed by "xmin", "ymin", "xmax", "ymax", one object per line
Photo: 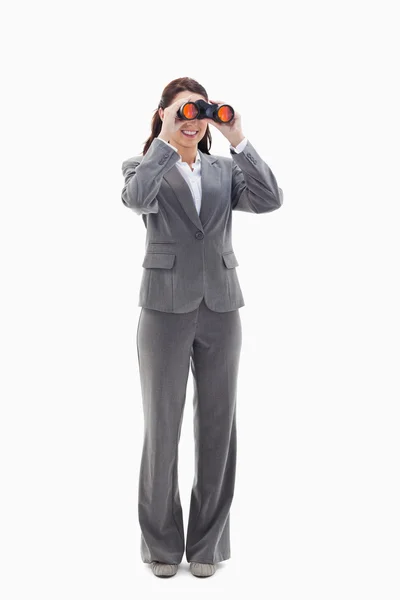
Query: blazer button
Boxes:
[{"xmin": 195, "ymin": 231, "xmax": 204, "ymax": 240}]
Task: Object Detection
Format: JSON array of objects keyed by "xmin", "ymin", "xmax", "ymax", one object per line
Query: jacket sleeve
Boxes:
[
  {"xmin": 121, "ymin": 137, "xmax": 180, "ymax": 215},
  {"xmin": 230, "ymin": 139, "xmax": 284, "ymax": 213}
]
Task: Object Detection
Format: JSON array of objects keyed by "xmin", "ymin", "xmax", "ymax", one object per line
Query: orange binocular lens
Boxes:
[
  {"xmin": 180, "ymin": 102, "xmax": 199, "ymax": 120},
  {"xmin": 216, "ymin": 105, "xmax": 234, "ymax": 123}
]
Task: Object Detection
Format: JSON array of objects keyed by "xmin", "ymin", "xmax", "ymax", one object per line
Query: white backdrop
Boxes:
[{"xmin": 1, "ymin": 1, "xmax": 399, "ymax": 598}]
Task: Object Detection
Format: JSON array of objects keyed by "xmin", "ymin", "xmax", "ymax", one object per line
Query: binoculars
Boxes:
[{"xmin": 177, "ymin": 99, "xmax": 235, "ymax": 124}]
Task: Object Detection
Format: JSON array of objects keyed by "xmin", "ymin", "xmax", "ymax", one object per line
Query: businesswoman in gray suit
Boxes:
[{"xmin": 121, "ymin": 77, "xmax": 283, "ymax": 578}]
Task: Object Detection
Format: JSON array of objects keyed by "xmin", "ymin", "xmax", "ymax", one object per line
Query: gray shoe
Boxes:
[
  {"xmin": 150, "ymin": 561, "xmax": 178, "ymax": 577},
  {"xmin": 189, "ymin": 562, "xmax": 217, "ymax": 577}
]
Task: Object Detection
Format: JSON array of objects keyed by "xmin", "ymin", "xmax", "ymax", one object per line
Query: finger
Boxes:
[{"xmin": 171, "ymin": 95, "xmax": 194, "ymax": 107}]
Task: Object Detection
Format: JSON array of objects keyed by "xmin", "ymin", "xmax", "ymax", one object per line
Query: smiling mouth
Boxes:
[{"xmin": 181, "ymin": 130, "xmax": 199, "ymax": 137}]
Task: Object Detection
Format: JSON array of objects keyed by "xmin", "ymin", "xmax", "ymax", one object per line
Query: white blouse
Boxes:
[{"xmin": 158, "ymin": 137, "xmax": 248, "ymax": 215}]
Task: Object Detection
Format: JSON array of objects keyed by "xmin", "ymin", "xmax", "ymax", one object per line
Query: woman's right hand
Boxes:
[{"xmin": 158, "ymin": 95, "xmax": 196, "ymax": 141}]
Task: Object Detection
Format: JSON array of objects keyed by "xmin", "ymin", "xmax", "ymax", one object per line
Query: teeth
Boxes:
[{"xmin": 182, "ymin": 130, "xmax": 197, "ymax": 135}]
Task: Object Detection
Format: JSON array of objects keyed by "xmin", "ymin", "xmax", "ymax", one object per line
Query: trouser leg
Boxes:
[
  {"xmin": 185, "ymin": 300, "xmax": 242, "ymax": 564},
  {"xmin": 136, "ymin": 306, "xmax": 197, "ymax": 564}
]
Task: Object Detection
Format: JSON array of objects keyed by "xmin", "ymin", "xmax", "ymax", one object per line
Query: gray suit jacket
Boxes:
[{"xmin": 121, "ymin": 137, "xmax": 283, "ymax": 313}]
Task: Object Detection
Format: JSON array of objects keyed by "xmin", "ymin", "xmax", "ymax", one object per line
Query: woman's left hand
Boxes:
[{"xmin": 203, "ymin": 99, "xmax": 245, "ymax": 147}]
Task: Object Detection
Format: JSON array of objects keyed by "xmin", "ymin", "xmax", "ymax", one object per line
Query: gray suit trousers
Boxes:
[{"xmin": 136, "ymin": 297, "xmax": 242, "ymax": 564}]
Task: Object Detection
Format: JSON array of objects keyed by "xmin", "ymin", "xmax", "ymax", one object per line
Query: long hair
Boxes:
[{"xmin": 142, "ymin": 77, "xmax": 212, "ymax": 155}]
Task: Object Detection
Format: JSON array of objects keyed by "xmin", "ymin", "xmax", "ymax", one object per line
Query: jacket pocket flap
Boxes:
[
  {"xmin": 222, "ymin": 251, "xmax": 239, "ymax": 269},
  {"xmin": 142, "ymin": 252, "xmax": 176, "ymax": 269}
]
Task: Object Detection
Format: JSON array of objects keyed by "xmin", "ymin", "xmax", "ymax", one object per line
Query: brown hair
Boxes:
[{"xmin": 142, "ymin": 77, "xmax": 212, "ymax": 155}]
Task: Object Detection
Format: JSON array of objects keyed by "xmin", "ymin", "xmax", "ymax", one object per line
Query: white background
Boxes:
[{"xmin": 1, "ymin": 1, "xmax": 399, "ymax": 598}]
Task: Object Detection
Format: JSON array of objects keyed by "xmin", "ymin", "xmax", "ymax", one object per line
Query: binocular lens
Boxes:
[
  {"xmin": 217, "ymin": 105, "xmax": 234, "ymax": 123},
  {"xmin": 181, "ymin": 102, "xmax": 199, "ymax": 120},
  {"xmin": 176, "ymin": 99, "xmax": 235, "ymax": 123}
]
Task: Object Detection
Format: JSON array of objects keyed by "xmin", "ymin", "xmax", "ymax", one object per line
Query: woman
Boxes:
[{"xmin": 121, "ymin": 77, "xmax": 283, "ymax": 578}]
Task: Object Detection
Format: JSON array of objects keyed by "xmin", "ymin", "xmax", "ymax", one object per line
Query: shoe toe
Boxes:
[
  {"xmin": 151, "ymin": 561, "xmax": 178, "ymax": 577},
  {"xmin": 190, "ymin": 562, "xmax": 216, "ymax": 577}
]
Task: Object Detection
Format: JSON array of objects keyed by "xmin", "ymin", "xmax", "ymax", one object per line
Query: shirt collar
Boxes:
[{"xmin": 177, "ymin": 150, "xmax": 201, "ymax": 166}]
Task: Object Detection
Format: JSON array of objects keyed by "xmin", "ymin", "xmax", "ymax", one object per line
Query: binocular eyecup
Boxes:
[{"xmin": 177, "ymin": 99, "xmax": 234, "ymax": 124}]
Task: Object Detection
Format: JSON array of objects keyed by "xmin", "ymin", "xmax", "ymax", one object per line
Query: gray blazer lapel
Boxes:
[
  {"xmin": 163, "ymin": 151, "xmax": 221, "ymax": 230},
  {"xmin": 198, "ymin": 151, "xmax": 221, "ymax": 228},
  {"xmin": 163, "ymin": 166, "xmax": 202, "ymax": 230}
]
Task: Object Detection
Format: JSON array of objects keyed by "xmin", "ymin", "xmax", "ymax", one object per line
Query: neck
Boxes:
[{"xmin": 175, "ymin": 143, "xmax": 198, "ymax": 166}]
